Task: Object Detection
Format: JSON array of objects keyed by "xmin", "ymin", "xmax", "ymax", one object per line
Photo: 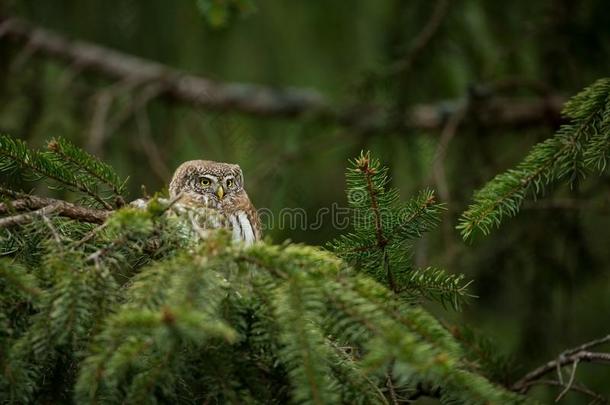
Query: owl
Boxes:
[{"xmin": 168, "ymin": 160, "xmax": 261, "ymax": 245}]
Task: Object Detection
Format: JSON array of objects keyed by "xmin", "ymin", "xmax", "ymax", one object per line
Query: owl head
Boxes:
[{"xmin": 169, "ymin": 160, "xmax": 244, "ymax": 206}]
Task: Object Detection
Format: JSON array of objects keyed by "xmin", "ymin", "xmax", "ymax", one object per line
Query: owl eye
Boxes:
[
  {"xmin": 200, "ymin": 178, "xmax": 211, "ymax": 187},
  {"xmin": 226, "ymin": 178, "xmax": 235, "ymax": 188}
]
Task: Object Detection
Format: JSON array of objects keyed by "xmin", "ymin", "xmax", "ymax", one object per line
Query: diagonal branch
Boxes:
[
  {"xmin": 0, "ymin": 16, "xmax": 565, "ymax": 133},
  {"xmin": 512, "ymin": 348, "xmax": 610, "ymax": 393}
]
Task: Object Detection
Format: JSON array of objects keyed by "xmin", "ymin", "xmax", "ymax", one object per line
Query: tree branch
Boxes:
[
  {"xmin": 0, "ymin": 190, "xmax": 110, "ymax": 225},
  {"xmin": 0, "ymin": 17, "xmax": 564, "ymax": 133},
  {"xmin": 0, "ymin": 203, "xmax": 61, "ymax": 228},
  {"xmin": 512, "ymin": 348, "xmax": 610, "ymax": 393}
]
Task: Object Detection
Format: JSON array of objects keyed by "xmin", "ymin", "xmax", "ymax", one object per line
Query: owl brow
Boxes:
[{"xmin": 199, "ymin": 174, "xmax": 218, "ymax": 182}]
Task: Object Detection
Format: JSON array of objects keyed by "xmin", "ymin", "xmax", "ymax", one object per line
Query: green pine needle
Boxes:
[{"xmin": 458, "ymin": 78, "xmax": 610, "ymax": 241}]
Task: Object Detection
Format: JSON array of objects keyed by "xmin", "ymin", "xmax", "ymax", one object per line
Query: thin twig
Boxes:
[
  {"xmin": 563, "ymin": 335, "xmax": 610, "ymax": 356},
  {"xmin": 513, "ymin": 349, "xmax": 610, "ymax": 393},
  {"xmin": 555, "ymin": 359, "xmax": 579, "ymax": 402}
]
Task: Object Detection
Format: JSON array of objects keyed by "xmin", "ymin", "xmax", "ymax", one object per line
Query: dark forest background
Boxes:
[{"xmin": 1, "ymin": 1, "xmax": 609, "ymax": 402}]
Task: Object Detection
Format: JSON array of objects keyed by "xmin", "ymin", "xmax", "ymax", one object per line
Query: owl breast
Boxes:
[
  {"xmin": 227, "ymin": 211, "xmax": 257, "ymax": 245},
  {"xmin": 219, "ymin": 190, "xmax": 260, "ymax": 246}
]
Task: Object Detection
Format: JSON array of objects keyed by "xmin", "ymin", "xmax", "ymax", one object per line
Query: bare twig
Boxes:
[
  {"xmin": 163, "ymin": 191, "xmax": 184, "ymax": 212},
  {"xmin": 563, "ymin": 335, "xmax": 610, "ymax": 356},
  {"xmin": 0, "ymin": 17, "xmax": 565, "ymax": 133},
  {"xmin": 555, "ymin": 359, "xmax": 579, "ymax": 402},
  {"xmin": 513, "ymin": 349, "xmax": 610, "ymax": 393}
]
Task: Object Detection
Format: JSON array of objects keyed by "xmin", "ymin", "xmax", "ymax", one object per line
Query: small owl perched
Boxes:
[{"xmin": 168, "ymin": 160, "xmax": 261, "ymax": 245}]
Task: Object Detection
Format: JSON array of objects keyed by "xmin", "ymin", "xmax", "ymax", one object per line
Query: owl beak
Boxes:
[{"xmin": 216, "ymin": 185, "xmax": 225, "ymax": 200}]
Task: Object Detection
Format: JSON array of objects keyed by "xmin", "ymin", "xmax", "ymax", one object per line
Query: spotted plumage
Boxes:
[{"xmin": 168, "ymin": 160, "xmax": 261, "ymax": 245}]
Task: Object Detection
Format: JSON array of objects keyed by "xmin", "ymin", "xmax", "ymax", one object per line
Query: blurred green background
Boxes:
[{"xmin": 1, "ymin": 0, "xmax": 609, "ymax": 402}]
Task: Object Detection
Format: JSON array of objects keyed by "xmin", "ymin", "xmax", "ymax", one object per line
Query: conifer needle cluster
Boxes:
[{"xmin": 0, "ymin": 137, "xmax": 524, "ymax": 403}]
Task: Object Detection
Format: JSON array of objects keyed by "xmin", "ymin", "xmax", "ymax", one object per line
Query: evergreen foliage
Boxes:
[
  {"xmin": 0, "ymin": 135, "xmax": 126, "ymax": 209},
  {"xmin": 459, "ymin": 78, "xmax": 610, "ymax": 240},
  {"xmin": 330, "ymin": 152, "xmax": 473, "ymax": 310},
  {"xmin": 0, "ymin": 139, "xmax": 526, "ymax": 403}
]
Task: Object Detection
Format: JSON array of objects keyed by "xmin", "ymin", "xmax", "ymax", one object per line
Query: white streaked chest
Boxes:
[{"xmin": 227, "ymin": 211, "xmax": 256, "ymax": 246}]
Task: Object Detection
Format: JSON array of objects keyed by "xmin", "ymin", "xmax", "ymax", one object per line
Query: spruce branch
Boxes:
[
  {"xmin": 47, "ymin": 138, "xmax": 127, "ymax": 207},
  {"xmin": 397, "ymin": 267, "xmax": 474, "ymax": 311},
  {"xmin": 459, "ymin": 78, "xmax": 610, "ymax": 240},
  {"xmin": 357, "ymin": 152, "xmax": 388, "ymax": 249},
  {"xmin": 0, "ymin": 135, "xmax": 113, "ymax": 209},
  {"xmin": 0, "ymin": 149, "xmax": 531, "ymax": 404},
  {"xmin": 331, "ymin": 152, "xmax": 465, "ymax": 311}
]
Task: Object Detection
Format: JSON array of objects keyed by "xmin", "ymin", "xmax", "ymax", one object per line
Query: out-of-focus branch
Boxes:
[
  {"xmin": 513, "ymin": 351, "xmax": 610, "ymax": 392},
  {"xmin": 385, "ymin": 0, "xmax": 450, "ymax": 76},
  {"xmin": 512, "ymin": 335, "xmax": 610, "ymax": 395},
  {"xmin": 0, "ymin": 17, "xmax": 565, "ymax": 132},
  {"xmin": 0, "ymin": 189, "xmax": 111, "ymax": 225}
]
